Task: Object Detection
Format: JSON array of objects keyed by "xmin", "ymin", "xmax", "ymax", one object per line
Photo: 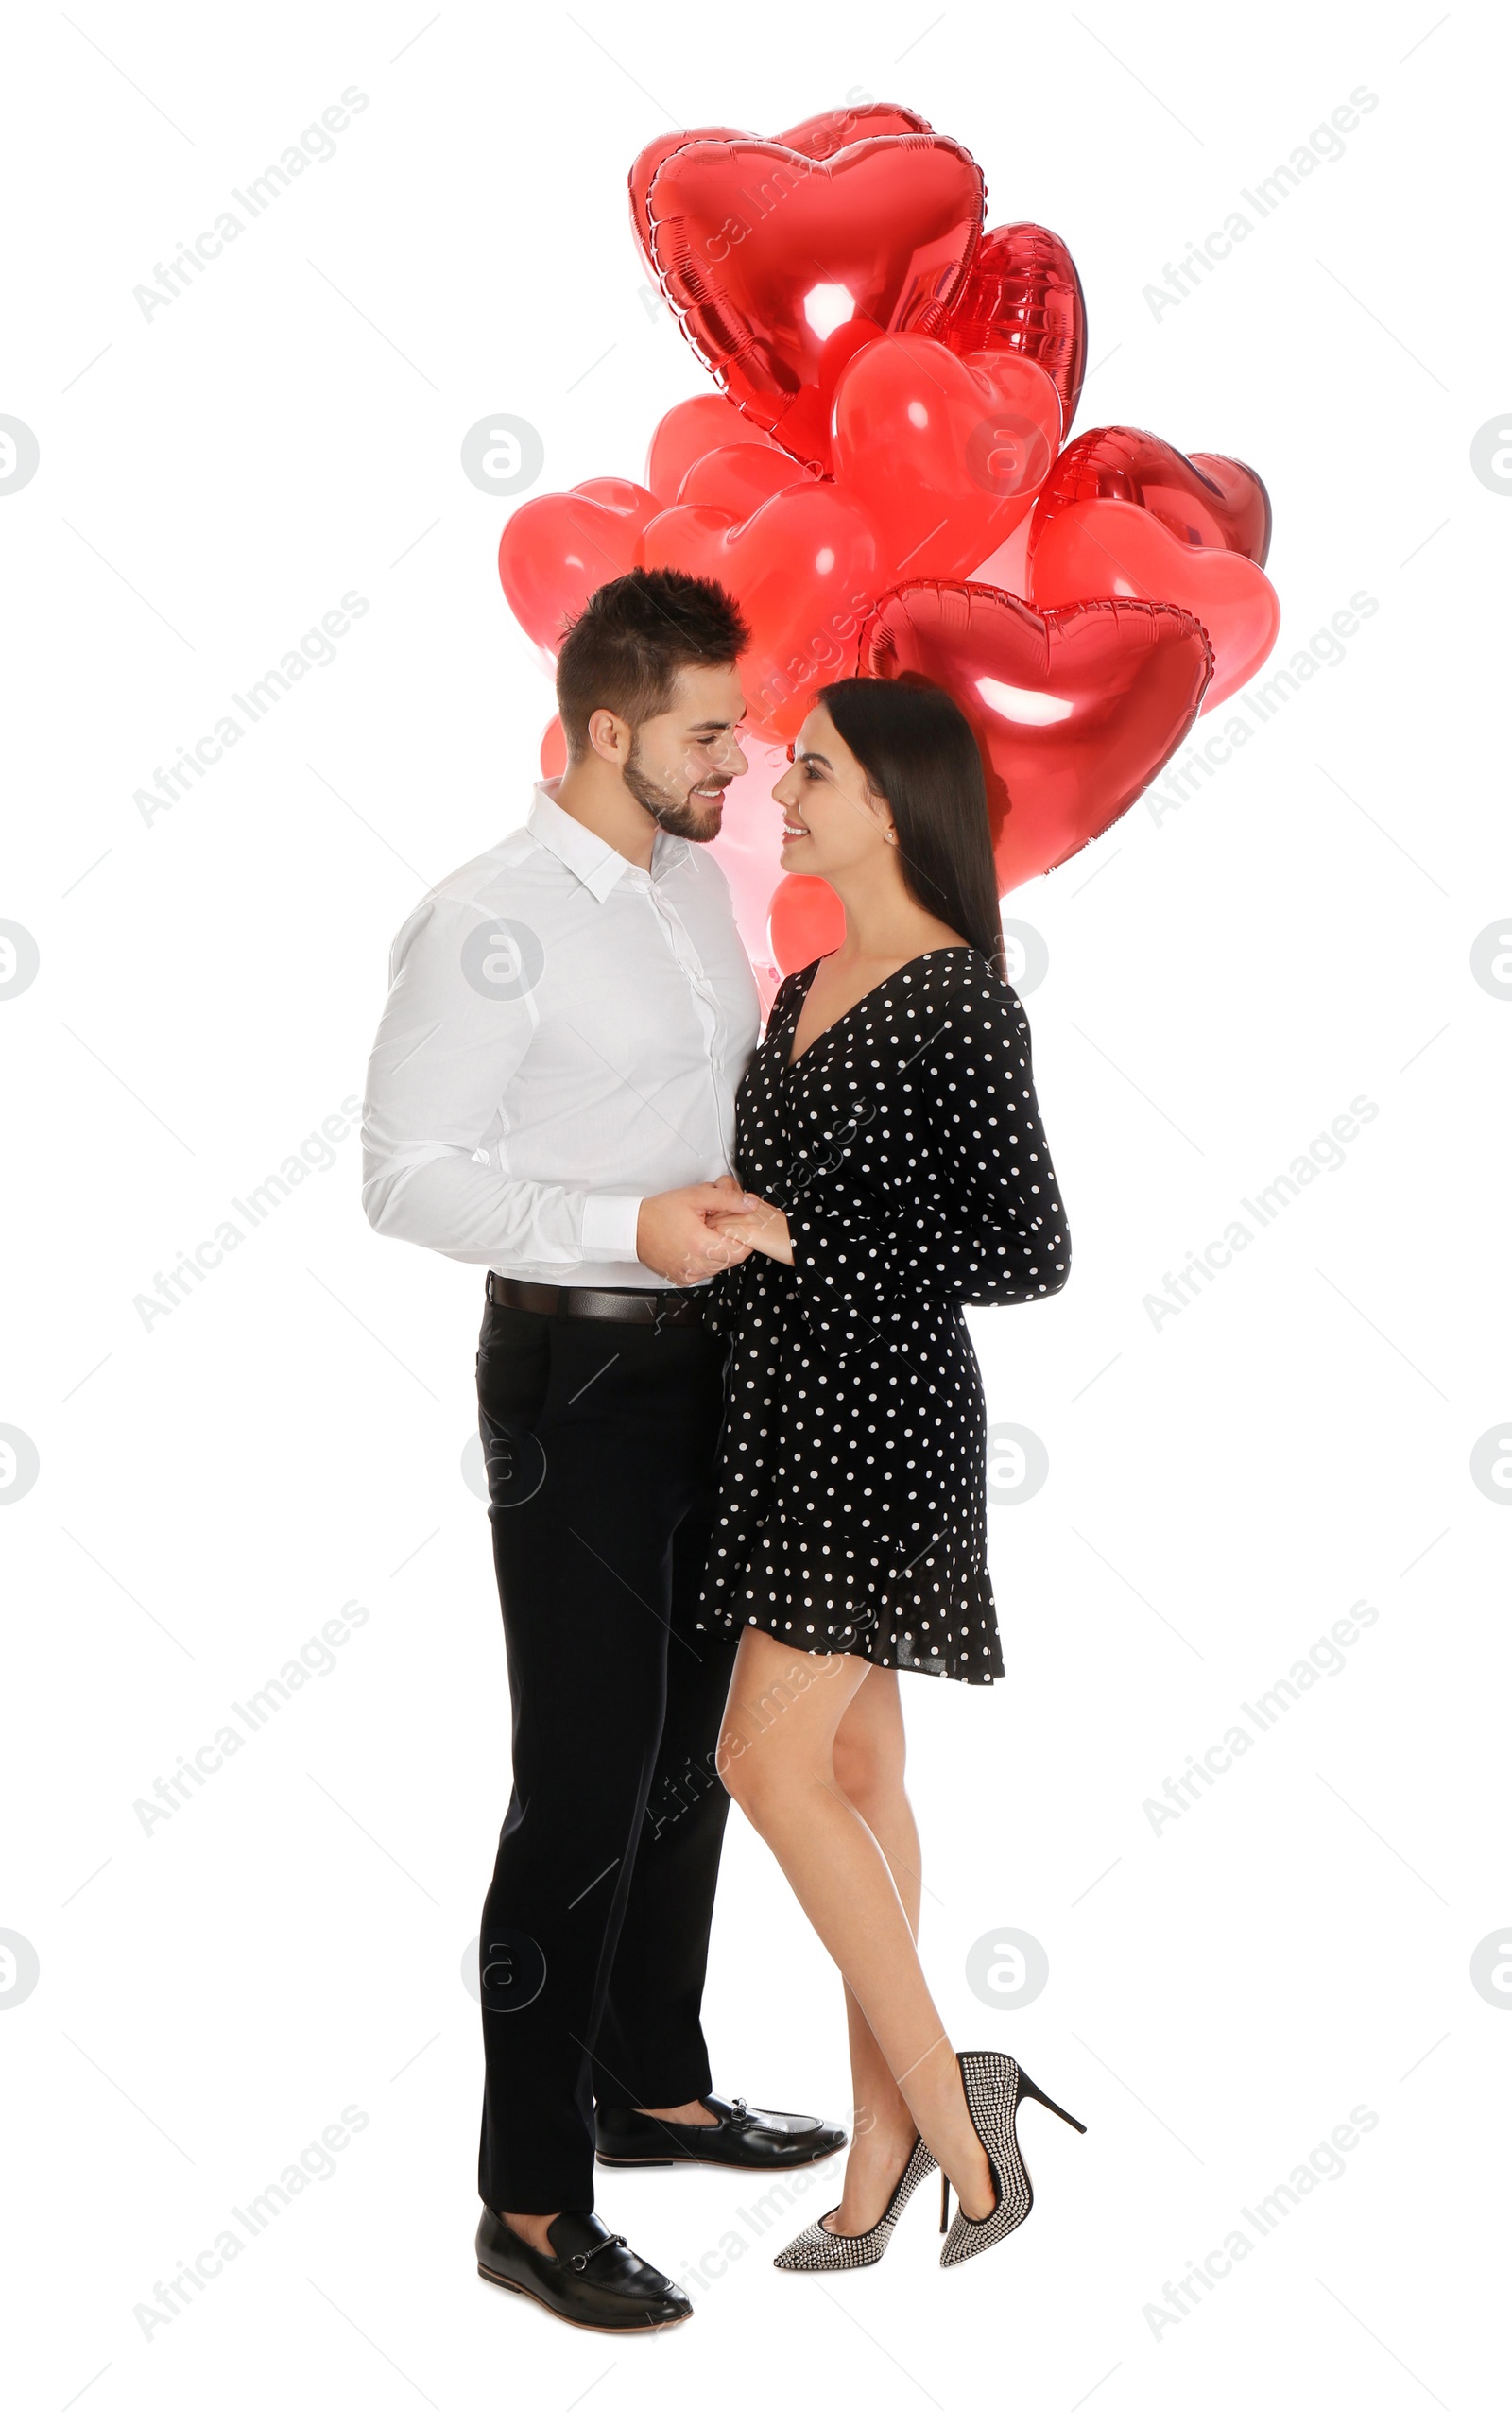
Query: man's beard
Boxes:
[{"xmin": 623, "ymin": 736, "xmax": 728, "ymax": 840}]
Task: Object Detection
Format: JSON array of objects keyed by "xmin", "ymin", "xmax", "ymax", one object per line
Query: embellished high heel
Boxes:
[
  {"xmin": 773, "ymin": 2135, "xmax": 938, "ymax": 2272},
  {"xmin": 938, "ymin": 2051, "xmax": 1086, "ymax": 2269}
]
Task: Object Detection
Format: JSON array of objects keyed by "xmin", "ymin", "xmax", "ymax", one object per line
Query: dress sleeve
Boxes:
[{"xmin": 783, "ymin": 968, "xmax": 1071, "ymax": 1350}]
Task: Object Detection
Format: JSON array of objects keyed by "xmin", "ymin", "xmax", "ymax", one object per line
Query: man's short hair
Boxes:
[{"xmin": 555, "ymin": 568, "xmax": 750, "ymax": 757}]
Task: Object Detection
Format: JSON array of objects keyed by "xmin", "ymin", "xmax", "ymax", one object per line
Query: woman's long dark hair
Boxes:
[{"xmin": 815, "ymin": 676, "xmax": 1005, "ymax": 980}]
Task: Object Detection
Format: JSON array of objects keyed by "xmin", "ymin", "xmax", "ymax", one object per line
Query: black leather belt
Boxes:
[{"xmin": 485, "ymin": 1270, "xmax": 712, "ymax": 1327}]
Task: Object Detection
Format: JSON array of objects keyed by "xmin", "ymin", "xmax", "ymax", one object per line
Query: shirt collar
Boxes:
[
  {"xmin": 527, "ymin": 782, "xmax": 692, "ymax": 903},
  {"xmin": 527, "ymin": 783, "xmax": 625, "ymax": 903}
]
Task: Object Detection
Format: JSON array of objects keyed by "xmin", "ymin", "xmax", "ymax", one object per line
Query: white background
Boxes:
[{"xmin": 3, "ymin": 3, "xmax": 1508, "ymax": 2417}]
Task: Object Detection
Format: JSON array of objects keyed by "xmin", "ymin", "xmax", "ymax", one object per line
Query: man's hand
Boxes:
[
  {"xmin": 707, "ymin": 1196, "xmax": 793, "ymax": 1265},
  {"xmin": 636, "ymin": 1178, "xmax": 756, "ymax": 1285}
]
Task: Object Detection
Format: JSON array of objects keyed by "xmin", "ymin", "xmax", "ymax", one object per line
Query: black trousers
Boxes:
[{"xmin": 474, "ymin": 1288, "xmax": 739, "ymax": 2215}]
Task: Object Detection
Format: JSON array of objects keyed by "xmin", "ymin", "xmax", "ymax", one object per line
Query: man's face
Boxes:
[{"xmin": 622, "ymin": 662, "xmax": 749, "ymax": 842}]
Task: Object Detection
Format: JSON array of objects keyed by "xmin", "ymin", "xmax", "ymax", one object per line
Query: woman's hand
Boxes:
[{"xmin": 707, "ymin": 1195, "xmax": 794, "ymax": 1265}]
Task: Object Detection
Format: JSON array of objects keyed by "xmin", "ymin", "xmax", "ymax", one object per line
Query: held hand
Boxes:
[
  {"xmin": 707, "ymin": 1196, "xmax": 794, "ymax": 1265},
  {"xmin": 636, "ymin": 1181, "xmax": 755, "ymax": 1285}
]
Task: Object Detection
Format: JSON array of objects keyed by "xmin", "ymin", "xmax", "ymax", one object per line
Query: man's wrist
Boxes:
[{"xmin": 580, "ymin": 1193, "xmax": 644, "ymax": 1260}]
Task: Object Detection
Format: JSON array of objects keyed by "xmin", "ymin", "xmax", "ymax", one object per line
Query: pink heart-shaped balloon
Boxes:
[
  {"xmin": 700, "ymin": 749, "xmax": 796, "ymax": 990},
  {"xmin": 831, "ymin": 335, "xmax": 1062, "ymax": 582},
  {"xmin": 1027, "ymin": 497, "xmax": 1280, "ymax": 708}
]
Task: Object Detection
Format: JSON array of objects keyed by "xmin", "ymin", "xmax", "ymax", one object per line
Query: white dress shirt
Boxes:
[{"xmin": 361, "ymin": 782, "xmax": 763, "ymax": 1288}]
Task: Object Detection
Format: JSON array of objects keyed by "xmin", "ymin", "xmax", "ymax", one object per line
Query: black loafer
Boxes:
[
  {"xmin": 475, "ymin": 2206, "xmax": 692, "ymax": 2331},
  {"xmin": 595, "ymin": 2091, "xmax": 847, "ymax": 2171}
]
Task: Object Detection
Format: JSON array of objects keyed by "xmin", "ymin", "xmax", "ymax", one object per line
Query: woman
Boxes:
[{"xmin": 695, "ymin": 675, "xmax": 1085, "ymax": 2272}]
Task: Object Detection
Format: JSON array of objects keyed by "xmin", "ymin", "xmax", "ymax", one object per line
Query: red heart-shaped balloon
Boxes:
[
  {"xmin": 677, "ymin": 441, "xmax": 814, "ymax": 515},
  {"xmin": 1027, "ymin": 498, "xmax": 1280, "ymax": 708},
  {"xmin": 939, "ymin": 222, "xmax": 1089, "ymax": 430},
  {"xmin": 627, "ymin": 104, "xmax": 934, "ymax": 279},
  {"xmin": 831, "ymin": 335, "xmax": 1062, "ymax": 582},
  {"xmin": 774, "ymin": 100, "xmax": 934, "ymax": 158},
  {"xmin": 768, "ymin": 871, "xmax": 848, "ymax": 973},
  {"xmin": 639, "ymin": 483, "xmax": 882, "ymax": 742},
  {"xmin": 644, "ymin": 394, "xmax": 787, "ymax": 502},
  {"xmin": 858, "ymin": 582, "xmax": 1212, "ymax": 891},
  {"xmin": 644, "ymin": 134, "xmax": 985, "ymax": 471},
  {"xmin": 1031, "ymin": 425, "xmax": 1272, "ymax": 565},
  {"xmin": 497, "ymin": 477, "xmax": 662, "ymax": 658}
]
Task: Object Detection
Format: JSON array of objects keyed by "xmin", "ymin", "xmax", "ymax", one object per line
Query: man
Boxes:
[{"xmin": 361, "ymin": 567, "xmax": 844, "ymax": 2332}]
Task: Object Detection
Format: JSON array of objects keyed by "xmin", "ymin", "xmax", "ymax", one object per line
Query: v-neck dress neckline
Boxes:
[{"xmin": 782, "ymin": 945, "xmax": 977, "ymax": 1075}]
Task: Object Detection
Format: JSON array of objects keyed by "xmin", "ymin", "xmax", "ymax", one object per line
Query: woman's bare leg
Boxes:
[
  {"xmin": 718, "ymin": 1630, "xmax": 994, "ymax": 2221},
  {"xmin": 826, "ymin": 1668, "xmax": 931, "ymax": 2230}
]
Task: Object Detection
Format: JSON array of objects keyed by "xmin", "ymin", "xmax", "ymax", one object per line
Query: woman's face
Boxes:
[{"xmin": 772, "ymin": 704, "xmax": 896, "ymax": 879}]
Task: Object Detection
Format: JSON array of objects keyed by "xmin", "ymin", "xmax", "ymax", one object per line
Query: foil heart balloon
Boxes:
[
  {"xmin": 498, "ymin": 477, "xmax": 662, "ymax": 659},
  {"xmin": 858, "ymin": 582, "xmax": 1213, "ymax": 891},
  {"xmin": 1027, "ymin": 497, "xmax": 1280, "ymax": 708},
  {"xmin": 639, "ymin": 483, "xmax": 882, "ymax": 742},
  {"xmin": 831, "ymin": 335, "xmax": 1062, "ymax": 582},
  {"xmin": 631, "ymin": 126, "xmax": 745, "ymax": 281},
  {"xmin": 939, "ymin": 222, "xmax": 1089, "ymax": 430},
  {"xmin": 1031, "ymin": 425, "xmax": 1272, "ymax": 565},
  {"xmin": 771, "ymin": 99, "xmax": 933, "ymax": 159},
  {"xmin": 644, "ymin": 134, "xmax": 986, "ymax": 471},
  {"xmin": 627, "ymin": 103, "xmax": 934, "ymax": 278}
]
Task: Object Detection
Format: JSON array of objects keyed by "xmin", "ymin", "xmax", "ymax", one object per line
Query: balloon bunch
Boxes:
[{"xmin": 498, "ymin": 102, "xmax": 1280, "ymax": 980}]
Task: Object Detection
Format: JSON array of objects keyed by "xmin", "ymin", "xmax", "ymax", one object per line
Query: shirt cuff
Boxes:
[{"xmin": 580, "ymin": 1192, "xmax": 644, "ymax": 1260}]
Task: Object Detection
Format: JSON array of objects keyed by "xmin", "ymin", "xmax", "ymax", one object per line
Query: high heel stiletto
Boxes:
[
  {"xmin": 939, "ymin": 2051, "xmax": 1087, "ymax": 2269},
  {"xmin": 773, "ymin": 2135, "xmax": 939, "ymax": 2272}
]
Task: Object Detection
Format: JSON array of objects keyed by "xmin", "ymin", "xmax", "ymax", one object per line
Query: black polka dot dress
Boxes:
[{"xmin": 695, "ymin": 946, "xmax": 1071, "ymax": 1684}]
